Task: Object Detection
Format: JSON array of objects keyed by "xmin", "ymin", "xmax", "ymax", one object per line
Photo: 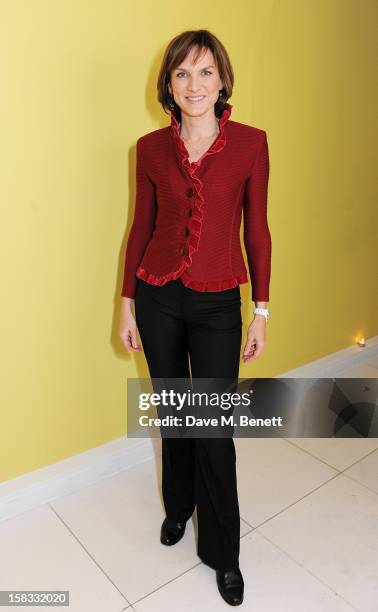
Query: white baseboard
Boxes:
[
  {"xmin": 277, "ymin": 334, "xmax": 378, "ymax": 377},
  {"xmin": 0, "ymin": 437, "xmax": 156, "ymax": 522},
  {"xmin": 1, "ymin": 336, "xmax": 377, "ymax": 523}
]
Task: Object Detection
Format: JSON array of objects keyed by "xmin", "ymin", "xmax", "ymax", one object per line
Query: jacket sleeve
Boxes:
[
  {"xmin": 121, "ymin": 138, "xmax": 157, "ymax": 298},
  {"xmin": 243, "ymin": 130, "xmax": 272, "ymax": 302}
]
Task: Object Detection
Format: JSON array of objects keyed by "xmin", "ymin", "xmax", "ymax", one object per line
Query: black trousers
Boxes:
[{"xmin": 134, "ymin": 277, "xmax": 243, "ymax": 571}]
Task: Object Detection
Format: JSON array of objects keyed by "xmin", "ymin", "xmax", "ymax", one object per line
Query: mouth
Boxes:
[{"xmin": 185, "ymin": 95, "xmax": 206, "ymax": 103}]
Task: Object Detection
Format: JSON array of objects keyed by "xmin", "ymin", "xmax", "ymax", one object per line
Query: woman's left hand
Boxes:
[{"xmin": 242, "ymin": 316, "xmax": 267, "ymax": 362}]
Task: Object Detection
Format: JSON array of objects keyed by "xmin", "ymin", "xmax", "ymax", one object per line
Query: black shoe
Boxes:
[
  {"xmin": 216, "ymin": 567, "xmax": 244, "ymax": 606},
  {"xmin": 160, "ymin": 518, "xmax": 186, "ymax": 546}
]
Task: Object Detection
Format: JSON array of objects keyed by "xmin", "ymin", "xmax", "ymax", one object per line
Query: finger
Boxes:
[
  {"xmin": 243, "ymin": 340, "xmax": 259, "ymax": 361},
  {"xmin": 243, "ymin": 338, "xmax": 256, "ymax": 357},
  {"xmin": 245, "ymin": 342, "xmax": 265, "ymax": 361},
  {"xmin": 122, "ymin": 333, "xmax": 133, "ymax": 351},
  {"xmin": 122, "ymin": 331, "xmax": 138, "ymax": 352},
  {"xmin": 130, "ymin": 330, "xmax": 141, "ymax": 351}
]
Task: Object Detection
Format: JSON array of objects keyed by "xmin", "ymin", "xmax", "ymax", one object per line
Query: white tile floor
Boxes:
[{"xmin": 0, "ymin": 363, "xmax": 377, "ymax": 611}]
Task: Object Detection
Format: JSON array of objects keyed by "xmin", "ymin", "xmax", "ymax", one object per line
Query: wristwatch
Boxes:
[{"xmin": 253, "ymin": 307, "xmax": 270, "ymax": 321}]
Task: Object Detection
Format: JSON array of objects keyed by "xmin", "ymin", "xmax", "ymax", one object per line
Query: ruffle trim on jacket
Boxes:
[
  {"xmin": 136, "ymin": 266, "xmax": 248, "ymax": 292},
  {"xmin": 135, "ymin": 103, "xmax": 233, "ymax": 287},
  {"xmin": 180, "ymin": 271, "xmax": 248, "ymax": 292},
  {"xmin": 136, "ymin": 264, "xmax": 187, "ymax": 286}
]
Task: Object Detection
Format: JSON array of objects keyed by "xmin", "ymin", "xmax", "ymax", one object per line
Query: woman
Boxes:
[{"xmin": 119, "ymin": 29, "xmax": 271, "ymax": 607}]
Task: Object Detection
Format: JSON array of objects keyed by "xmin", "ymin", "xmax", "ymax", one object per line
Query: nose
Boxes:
[{"xmin": 187, "ymin": 76, "xmax": 201, "ymax": 92}]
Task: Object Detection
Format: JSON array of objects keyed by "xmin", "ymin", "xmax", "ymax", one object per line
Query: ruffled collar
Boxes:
[{"xmin": 170, "ymin": 102, "xmax": 232, "ymax": 166}]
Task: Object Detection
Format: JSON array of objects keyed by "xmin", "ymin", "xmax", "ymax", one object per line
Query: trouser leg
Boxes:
[
  {"xmin": 134, "ymin": 278, "xmax": 195, "ymax": 523},
  {"xmin": 195, "ymin": 437, "xmax": 240, "ymax": 570},
  {"xmin": 185, "ymin": 284, "xmax": 243, "ymax": 570}
]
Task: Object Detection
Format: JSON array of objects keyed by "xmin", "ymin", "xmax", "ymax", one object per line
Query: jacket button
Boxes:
[
  {"xmin": 179, "ymin": 246, "xmax": 187, "ymax": 256},
  {"xmin": 186, "ymin": 187, "xmax": 195, "ymax": 197},
  {"xmin": 181, "ymin": 227, "xmax": 189, "ymax": 237},
  {"xmin": 184, "ymin": 208, "xmax": 193, "ymax": 218}
]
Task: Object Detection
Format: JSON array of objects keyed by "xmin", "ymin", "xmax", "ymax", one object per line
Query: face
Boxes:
[{"xmin": 168, "ymin": 46, "xmax": 224, "ymax": 118}]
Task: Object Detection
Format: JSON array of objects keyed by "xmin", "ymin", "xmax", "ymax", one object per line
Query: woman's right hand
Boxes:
[{"xmin": 119, "ymin": 297, "xmax": 142, "ymax": 352}]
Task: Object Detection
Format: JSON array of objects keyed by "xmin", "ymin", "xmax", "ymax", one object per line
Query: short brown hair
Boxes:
[{"xmin": 157, "ymin": 29, "xmax": 234, "ymax": 121}]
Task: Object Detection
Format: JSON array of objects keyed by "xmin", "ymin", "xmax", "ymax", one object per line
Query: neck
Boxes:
[{"xmin": 179, "ymin": 110, "xmax": 220, "ymax": 142}]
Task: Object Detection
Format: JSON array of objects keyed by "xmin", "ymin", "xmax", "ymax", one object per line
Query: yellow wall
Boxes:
[{"xmin": 0, "ymin": 0, "xmax": 377, "ymax": 483}]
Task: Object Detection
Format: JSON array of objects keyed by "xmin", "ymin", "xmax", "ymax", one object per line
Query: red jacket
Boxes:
[{"xmin": 121, "ymin": 103, "xmax": 271, "ymax": 301}]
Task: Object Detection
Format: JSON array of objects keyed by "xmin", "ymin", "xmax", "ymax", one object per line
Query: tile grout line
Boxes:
[
  {"xmin": 48, "ymin": 502, "xmax": 132, "ymax": 608},
  {"xmin": 254, "ymin": 529, "xmax": 361, "ymax": 611},
  {"xmin": 50, "ymin": 502, "xmax": 214, "ymax": 610},
  {"xmin": 283, "ymin": 438, "xmax": 378, "ymax": 493},
  {"xmin": 239, "ymin": 463, "xmax": 378, "ymax": 536},
  {"xmin": 283, "ymin": 437, "xmax": 378, "ymax": 472},
  {"xmin": 241, "ymin": 471, "xmax": 343, "ymax": 531},
  {"xmin": 236, "ymin": 438, "xmax": 345, "ymax": 530},
  {"xmin": 341, "ymin": 471, "xmax": 378, "ymax": 496},
  {"xmin": 338, "ymin": 447, "xmax": 378, "ymax": 473},
  {"xmin": 272, "ymin": 436, "xmax": 345, "ymax": 472},
  {"xmin": 337, "ymin": 444, "xmax": 378, "ymax": 496},
  {"xmin": 127, "ymin": 559, "xmax": 205, "ymax": 607}
]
